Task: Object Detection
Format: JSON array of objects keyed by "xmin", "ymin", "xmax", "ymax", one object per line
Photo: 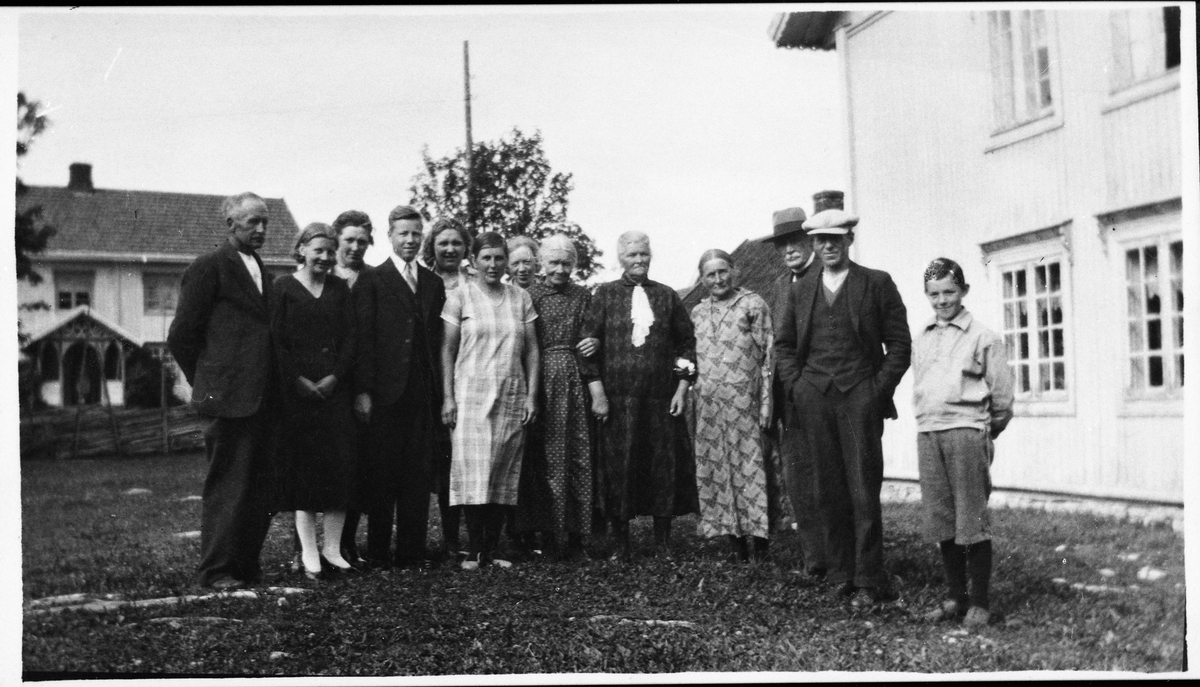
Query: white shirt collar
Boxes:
[{"xmin": 237, "ymin": 250, "xmax": 262, "ymax": 293}]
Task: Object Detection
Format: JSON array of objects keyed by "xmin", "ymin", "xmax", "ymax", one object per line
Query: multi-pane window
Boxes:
[
  {"xmin": 1124, "ymin": 238, "xmax": 1184, "ymax": 394},
  {"xmin": 1002, "ymin": 258, "xmax": 1067, "ymax": 398},
  {"xmin": 143, "ymin": 273, "xmax": 181, "ymax": 315},
  {"xmin": 55, "ymin": 271, "xmax": 94, "ymax": 310},
  {"xmin": 1110, "ymin": 7, "xmax": 1182, "ymax": 92},
  {"xmin": 988, "ymin": 9, "xmax": 1054, "ymax": 131}
]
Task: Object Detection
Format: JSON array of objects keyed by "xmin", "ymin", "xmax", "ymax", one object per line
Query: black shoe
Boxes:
[
  {"xmin": 850, "ymin": 585, "xmax": 899, "ymax": 608},
  {"xmin": 829, "ymin": 581, "xmax": 856, "ymax": 602},
  {"xmin": 320, "ymin": 554, "xmax": 355, "ymax": 577}
]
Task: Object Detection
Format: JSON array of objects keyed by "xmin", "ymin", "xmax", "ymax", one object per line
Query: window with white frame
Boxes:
[
  {"xmin": 55, "ymin": 270, "xmax": 94, "ymax": 310},
  {"xmin": 1109, "ymin": 6, "xmax": 1181, "ymax": 93},
  {"xmin": 988, "ymin": 9, "xmax": 1055, "ymax": 132},
  {"xmin": 1124, "ymin": 236, "xmax": 1183, "ymax": 394},
  {"xmin": 143, "ymin": 273, "xmax": 181, "ymax": 315},
  {"xmin": 1000, "ymin": 257, "xmax": 1068, "ymax": 399}
]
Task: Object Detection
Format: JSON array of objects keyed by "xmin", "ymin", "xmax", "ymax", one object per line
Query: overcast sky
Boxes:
[{"xmin": 13, "ymin": 6, "xmax": 846, "ymax": 289}]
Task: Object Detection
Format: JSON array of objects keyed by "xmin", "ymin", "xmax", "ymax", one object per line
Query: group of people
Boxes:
[{"xmin": 168, "ymin": 189, "xmax": 1013, "ymax": 628}]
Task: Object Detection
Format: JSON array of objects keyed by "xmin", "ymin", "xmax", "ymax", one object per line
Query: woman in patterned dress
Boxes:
[
  {"xmin": 690, "ymin": 249, "xmax": 790, "ymax": 563},
  {"xmin": 440, "ymin": 232, "xmax": 541, "ymax": 570},
  {"xmin": 422, "ymin": 218, "xmax": 472, "ymax": 562},
  {"xmin": 580, "ymin": 231, "xmax": 698, "ymax": 560},
  {"xmin": 271, "ymin": 223, "xmax": 358, "ymax": 579},
  {"xmin": 517, "ymin": 235, "xmax": 595, "ymax": 561}
]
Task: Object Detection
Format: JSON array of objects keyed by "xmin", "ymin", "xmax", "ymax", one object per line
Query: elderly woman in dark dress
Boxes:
[
  {"xmin": 516, "ymin": 234, "xmax": 596, "ymax": 561},
  {"xmin": 272, "ymin": 222, "xmax": 358, "ymax": 579},
  {"xmin": 580, "ymin": 231, "xmax": 698, "ymax": 560}
]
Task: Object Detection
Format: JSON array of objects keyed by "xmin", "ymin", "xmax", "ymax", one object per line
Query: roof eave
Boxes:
[
  {"xmin": 771, "ymin": 11, "xmax": 843, "ymax": 51},
  {"xmin": 22, "ymin": 306, "xmax": 146, "ymax": 348},
  {"xmin": 36, "ymin": 249, "xmax": 295, "ymax": 267}
]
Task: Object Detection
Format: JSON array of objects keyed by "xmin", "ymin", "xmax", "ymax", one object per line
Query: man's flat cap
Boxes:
[{"xmin": 802, "ymin": 209, "xmax": 859, "ymax": 236}]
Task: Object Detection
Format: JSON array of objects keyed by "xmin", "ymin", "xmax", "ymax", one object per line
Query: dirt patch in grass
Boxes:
[{"xmin": 22, "ymin": 454, "xmax": 1185, "ymax": 676}]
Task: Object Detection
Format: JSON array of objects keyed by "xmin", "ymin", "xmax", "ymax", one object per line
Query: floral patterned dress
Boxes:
[
  {"xmin": 691, "ymin": 288, "xmax": 792, "ymax": 538},
  {"xmin": 517, "ymin": 281, "xmax": 595, "ymax": 535},
  {"xmin": 582, "ymin": 276, "xmax": 699, "ymax": 520}
]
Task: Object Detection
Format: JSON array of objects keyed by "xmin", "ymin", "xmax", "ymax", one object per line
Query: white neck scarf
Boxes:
[{"xmin": 630, "ymin": 284, "xmax": 655, "ymax": 347}]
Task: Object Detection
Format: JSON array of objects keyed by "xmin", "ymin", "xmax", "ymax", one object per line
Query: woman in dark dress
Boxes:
[
  {"xmin": 421, "ymin": 217, "xmax": 472, "ymax": 562},
  {"xmin": 516, "ymin": 235, "xmax": 595, "ymax": 561},
  {"xmin": 271, "ymin": 222, "xmax": 358, "ymax": 579},
  {"xmin": 580, "ymin": 230, "xmax": 698, "ymax": 561}
]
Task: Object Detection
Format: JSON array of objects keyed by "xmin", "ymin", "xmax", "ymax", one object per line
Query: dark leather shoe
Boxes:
[
  {"xmin": 829, "ymin": 581, "xmax": 856, "ymax": 602},
  {"xmin": 851, "ymin": 585, "xmax": 899, "ymax": 608},
  {"xmin": 208, "ymin": 577, "xmax": 248, "ymax": 591}
]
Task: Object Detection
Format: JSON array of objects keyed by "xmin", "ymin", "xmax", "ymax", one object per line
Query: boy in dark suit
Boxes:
[
  {"xmin": 774, "ymin": 208, "xmax": 911, "ymax": 607},
  {"xmin": 169, "ymin": 192, "xmax": 277, "ymax": 590},
  {"xmin": 353, "ymin": 205, "xmax": 446, "ymax": 568}
]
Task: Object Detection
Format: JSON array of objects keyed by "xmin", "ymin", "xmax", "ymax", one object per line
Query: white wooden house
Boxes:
[
  {"xmin": 772, "ymin": 8, "xmax": 1187, "ymax": 503},
  {"xmin": 17, "ymin": 163, "xmax": 301, "ymax": 408}
]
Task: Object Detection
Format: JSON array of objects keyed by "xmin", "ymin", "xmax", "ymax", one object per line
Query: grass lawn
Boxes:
[{"xmin": 21, "ymin": 453, "xmax": 1185, "ymax": 676}]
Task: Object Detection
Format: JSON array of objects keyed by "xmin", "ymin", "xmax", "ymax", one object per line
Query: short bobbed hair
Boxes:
[
  {"xmin": 422, "ymin": 217, "xmax": 472, "ymax": 267},
  {"xmin": 332, "ymin": 210, "xmax": 373, "ymax": 244},
  {"xmin": 293, "ymin": 222, "xmax": 339, "ymax": 264},
  {"xmin": 472, "ymin": 231, "xmax": 508, "ymax": 258}
]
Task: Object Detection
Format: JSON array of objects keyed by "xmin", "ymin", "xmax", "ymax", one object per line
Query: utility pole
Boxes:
[{"xmin": 463, "ymin": 40, "xmax": 474, "ymax": 234}]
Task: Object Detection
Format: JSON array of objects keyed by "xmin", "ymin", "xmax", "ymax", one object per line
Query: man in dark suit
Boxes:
[
  {"xmin": 353, "ymin": 205, "xmax": 446, "ymax": 569},
  {"xmin": 763, "ymin": 205, "xmax": 825, "ymax": 574},
  {"xmin": 774, "ymin": 208, "xmax": 911, "ymax": 607},
  {"xmin": 168, "ymin": 192, "xmax": 277, "ymax": 590}
]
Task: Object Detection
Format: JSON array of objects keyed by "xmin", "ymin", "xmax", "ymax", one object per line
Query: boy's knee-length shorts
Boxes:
[{"xmin": 917, "ymin": 428, "xmax": 993, "ymax": 545}]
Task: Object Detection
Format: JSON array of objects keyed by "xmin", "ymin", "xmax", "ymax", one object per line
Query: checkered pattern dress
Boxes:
[
  {"xmin": 443, "ymin": 281, "xmax": 538, "ymax": 506},
  {"xmin": 691, "ymin": 288, "xmax": 792, "ymax": 538}
]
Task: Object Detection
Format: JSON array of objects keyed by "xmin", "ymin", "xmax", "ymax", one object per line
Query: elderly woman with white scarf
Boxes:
[{"xmin": 580, "ymin": 231, "xmax": 698, "ymax": 561}]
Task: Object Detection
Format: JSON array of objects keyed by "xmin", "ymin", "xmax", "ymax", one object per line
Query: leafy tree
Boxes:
[
  {"xmin": 409, "ymin": 127, "xmax": 602, "ymax": 280},
  {"xmin": 16, "ymin": 92, "xmax": 57, "ymax": 285}
]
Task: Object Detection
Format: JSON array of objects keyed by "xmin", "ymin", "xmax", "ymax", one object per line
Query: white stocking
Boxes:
[{"xmin": 295, "ymin": 511, "xmax": 321, "ymax": 573}]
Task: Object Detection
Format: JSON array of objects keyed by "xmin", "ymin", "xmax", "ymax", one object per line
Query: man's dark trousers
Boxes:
[
  {"xmin": 794, "ymin": 377, "xmax": 886, "ymax": 589},
  {"xmin": 365, "ymin": 370, "xmax": 435, "ymax": 565},
  {"xmin": 779, "ymin": 407, "xmax": 827, "ymax": 573},
  {"xmin": 198, "ymin": 411, "xmax": 275, "ymax": 587}
]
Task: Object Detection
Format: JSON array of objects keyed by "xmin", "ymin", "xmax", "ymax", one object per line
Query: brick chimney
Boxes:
[
  {"xmin": 812, "ymin": 190, "xmax": 844, "ymax": 214},
  {"xmin": 68, "ymin": 163, "xmax": 94, "ymax": 193}
]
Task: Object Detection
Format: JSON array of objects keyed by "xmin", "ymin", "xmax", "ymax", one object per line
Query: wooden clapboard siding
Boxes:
[
  {"xmin": 1102, "ymin": 84, "xmax": 1182, "ymax": 210},
  {"xmin": 825, "ymin": 10, "xmax": 1184, "ymax": 503}
]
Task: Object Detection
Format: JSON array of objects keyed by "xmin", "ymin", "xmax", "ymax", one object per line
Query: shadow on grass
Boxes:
[{"xmin": 22, "ymin": 454, "xmax": 1185, "ymax": 675}]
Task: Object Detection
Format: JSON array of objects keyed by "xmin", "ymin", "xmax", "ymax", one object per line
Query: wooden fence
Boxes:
[{"xmin": 19, "ymin": 405, "xmax": 205, "ymax": 460}]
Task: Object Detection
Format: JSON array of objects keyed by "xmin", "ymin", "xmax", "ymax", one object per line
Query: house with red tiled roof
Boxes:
[{"xmin": 17, "ymin": 163, "xmax": 301, "ymax": 407}]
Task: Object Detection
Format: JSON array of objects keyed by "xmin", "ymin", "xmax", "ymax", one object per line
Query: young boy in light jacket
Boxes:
[{"xmin": 913, "ymin": 257, "xmax": 1014, "ymax": 628}]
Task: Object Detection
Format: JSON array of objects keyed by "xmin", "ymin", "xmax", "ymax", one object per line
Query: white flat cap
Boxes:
[{"xmin": 802, "ymin": 209, "xmax": 859, "ymax": 235}]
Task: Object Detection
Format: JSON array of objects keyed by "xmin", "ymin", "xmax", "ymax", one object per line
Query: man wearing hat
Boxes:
[
  {"xmin": 774, "ymin": 208, "xmax": 911, "ymax": 607},
  {"xmin": 764, "ymin": 204, "xmax": 824, "ymax": 574}
]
